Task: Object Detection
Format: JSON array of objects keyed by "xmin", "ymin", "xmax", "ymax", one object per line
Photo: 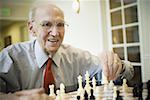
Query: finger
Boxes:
[
  {"xmin": 114, "ymin": 64, "xmax": 122, "ymax": 80},
  {"xmin": 107, "ymin": 51, "xmax": 114, "ymax": 66},
  {"xmin": 107, "ymin": 51, "xmax": 114, "ymax": 80},
  {"xmin": 112, "ymin": 61, "xmax": 119, "ymax": 80},
  {"xmin": 100, "ymin": 52, "xmax": 109, "ymax": 78},
  {"xmin": 103, "ymin": 64, "xmax": 109, "ymax": 78},
  {"xmin": 111, "ymin": 54, "xmax": 119, "ymax": 79},
  {"xmin": 113, "ymin": 56, "xmax": 122, "ymax": 80}
]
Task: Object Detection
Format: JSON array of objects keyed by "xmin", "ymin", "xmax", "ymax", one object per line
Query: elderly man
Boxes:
[{"xmin": 0, "ymin": 2, "xmax": 134, "ymax": 99}]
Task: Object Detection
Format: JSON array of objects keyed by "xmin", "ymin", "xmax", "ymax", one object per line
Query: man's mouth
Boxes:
[{"xmin": 47, "ymin": 39, "xmax": 58, "ymax": 43}]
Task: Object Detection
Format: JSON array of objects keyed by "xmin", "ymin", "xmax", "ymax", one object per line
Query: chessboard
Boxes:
[
  {"xmin": 49, "ymin": 71, "xmax": 150, "ymax": 100},
  {"xmin": 66, "ymin": 85, "xmax": 148, "ymax": 100}
]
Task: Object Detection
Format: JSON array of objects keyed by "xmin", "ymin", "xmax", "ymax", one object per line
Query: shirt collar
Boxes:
[
  {"xmin": 34, "ymin": 40, "xmax": 62, "ymax": 68},
  {"xmin": 52, "ymin": 47, "xmax": 62, "ymax": 67},
  {"xmin": 34, "ymin": 40, "xmax": 49, "ymax": 68}
]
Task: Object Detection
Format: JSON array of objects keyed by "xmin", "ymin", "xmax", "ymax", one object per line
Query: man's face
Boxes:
[{"xmin": 31, "ymin": 6, "xmax": 65, "ymax": 55}]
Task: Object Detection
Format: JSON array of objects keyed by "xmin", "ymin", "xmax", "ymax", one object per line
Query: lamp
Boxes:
[{"xmin": 72, "ymin": 0, "xmax": 80, "ymax": 14}]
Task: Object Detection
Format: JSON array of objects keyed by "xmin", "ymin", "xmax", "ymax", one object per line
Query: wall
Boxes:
[
  {"xmin": 0, "ymin": 4, "xmax": 30, "ymax": 20},
  {"xmin": 2, "ymin": 22, "xmax": 28, "ymax": 46},
  {"xmin": 1, "ymin": 0, "xmax": 104, "ymax": 55},
  {"xmin": 0, "ymin": 32, "xmax": 4, "ymax": 50},
  {"xmin": 139, "ymin": 0, "xmax": 150, "ymax": 82},
  {"xmin": 100, "ymin": 1, "xmax": 109, "ymax": 50},
  {"xmin": 47, "ymin": 0, "xmax": 103, "ymax": 55}
]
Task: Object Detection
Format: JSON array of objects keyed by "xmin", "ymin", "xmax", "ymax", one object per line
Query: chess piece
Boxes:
[
  {"xmin": 113, "ymin": 86, "xmax": 117, "ymax": 99},
  {"xmin": 84, "ymin": 90, "xmax": 88, "ymax": 100},
  {"xmin": 104, "ymin": 82, "xmax": 109, "ymax": 92},
  {"xmin": 109, "ymin": 80, "xmax": 114, "ymax": 90},
  {"xmin": 137, "ymin": 82, "xmax": 143, "ymax": 100},
  {"xmin": 49, "ymin": 84, "xmax": 56, "ymax": 99},
  {"xmin": 116, "ymin": 90, "xmax": 123, "ymax": 100},
  {"xmin": 122, "ymin": 79, "xmax": 128, "ymax": 92},
  {"xmin": 77, "ymin": 95, "xmax": 81, "ymax": 100},
  {"xmin": 60, "ymin": 83, "xmax": 65, "ymax": 94},
  {"xmin": 92, "ymin": 77, "xmax": 96, "ymax": 90},
  {"xmin": 133, "ymin": 84, "xmax": 138, "ymax": 97},
  {"xmin": 102, "ymin": 71, "xmax": 108, "ymax": 85},
  {"xmin": 77, "ymin": 75, "xmax": 84, "ymax": 95},
  {"xmin": 90, "ymin": 89, "xmax": 95, "ymax": 100},
  {"xmin": 56, "ymin": 90, "xmax": 61, "ymax": 100},
  {"xmin": 60, "ymin": 83, "xmax": 65, "ymax": 99},
  {"xmin": 84, "ymin": 71, "xmax": 91, "ymax": 95}
]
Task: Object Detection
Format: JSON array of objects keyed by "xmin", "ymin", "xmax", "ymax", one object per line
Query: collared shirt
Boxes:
[{"xmin": 0, "ymin": 40, "xmax": 134, "ymax": 93}]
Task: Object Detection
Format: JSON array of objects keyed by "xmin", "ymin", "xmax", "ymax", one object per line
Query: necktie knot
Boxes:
[{"xmin": 46, "ymin": 58, "xmax": 52, "ymax": 70}]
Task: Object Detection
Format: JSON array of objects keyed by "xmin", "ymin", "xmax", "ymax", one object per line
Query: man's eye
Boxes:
[
  {"xmin": 57, "ymin": 23, "xmax": 64, "ymax": 27},
  {"xmin": 42, "ymin": 22, "xmax": 52, "ymax": 27}
]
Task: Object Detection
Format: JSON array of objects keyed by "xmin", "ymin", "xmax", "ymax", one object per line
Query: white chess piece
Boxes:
[
  {"xmin": 60, "ymin": 83, "xmax": 65, "ymax": 99},
  {"xmin": 122, "ymin": 79, "xmax": 128, "ymax": 92},
  {"xmin": 109, "ymin": 80, "xmax": 114, "ymax": 90},
  {"xmin": 84, "ymin": 71, "xmax": 91, "ymax": 95},
  {"xmin": 77, "ymin": 75, "xmax": 84, "ymax": 95},
  {"xmin": 49, "ymin": 84, "xmax": 56, "ymax": 99},
  {"xmin": 101, "ymin": 71, "xmax": 108, "ymax": 85},
  {"xmin": 92, "ymin": 77, "xmax": 96, "ymax": 90},
  {"xmin": 113, "ymin": 86, "xmax": 117, "ymax": 99},
  {"xmin": 60, "ymin": 83, "xmax": 65, "ymax": 94},
  {"xmin": 56, "ymin": 90, "xmax": 61, "ymax": 100}
]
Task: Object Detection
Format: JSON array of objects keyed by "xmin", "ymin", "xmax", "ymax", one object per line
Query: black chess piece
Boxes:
[
  {"xmin": 90, "ymin": 89, "xmax": 95, "ymax": 100},
  {"xmin": 146, "ymin": 80, "xmax": 150, "ymax": 100},
  {"xmin": 137, "ymin": 82, "xmax": 143, "ymax": 100},
  {"xmin": 84, "ymin": 90, "xmax": 88, "ymax": 100},
  {"xmin": 133, "ymin": 84, "xmax": 138, "ymax": 97},
  {"xmin": 77, "ymin": 95, "xmax": 80, "ymax": 100},
  {"xmin": 116, "ymin": 90, "xmax": 123, "ymax": 100}
]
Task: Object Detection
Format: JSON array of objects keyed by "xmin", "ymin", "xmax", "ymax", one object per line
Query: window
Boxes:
[{"xmin": 108, "ymin": 0, "xmax": 141, "ymax": 85}]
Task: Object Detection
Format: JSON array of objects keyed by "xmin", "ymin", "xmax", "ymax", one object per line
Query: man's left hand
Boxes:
[{"xmin": 100, "ymin": 51, "xmax": 123, "ymax": 81}]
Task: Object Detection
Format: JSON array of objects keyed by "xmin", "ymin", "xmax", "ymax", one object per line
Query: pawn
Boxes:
[
  {"xmin": 56, "ymin": 90, "xmax": 61, "ymax": 100},
  {"xmin": 113, "ymin": 86, "xmax": 117, "ymax": 98},
  {"xmin": 49, "ymin": 84, "xmax": 56, "ymax": 99},
  {"xmin": 84, "ymin": 90, "xmax": 88, "ymax": 100},
  {"xmin": 77, "ymin": 95, "xmax": 81, "ymax": 100},
  {"xmin": 90, "ymin": 89, "xmax": 95, "ymax": 100},
  {"xmin": 116, "ymin": 90, "xmax": 123, "ymax": 100},
  {"xmin": 122, "ymin": 79, "xmax": 128, "ymax": 92}
]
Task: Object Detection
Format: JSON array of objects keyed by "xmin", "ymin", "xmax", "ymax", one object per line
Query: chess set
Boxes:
[{"xmin": 48, "ymin": 71, "xmax": 150, "ymax": 100}]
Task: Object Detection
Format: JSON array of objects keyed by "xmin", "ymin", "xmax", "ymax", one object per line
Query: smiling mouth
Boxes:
[{"xmin": 48, "ymin": 39, "xmax": 58, "ymax": 43}]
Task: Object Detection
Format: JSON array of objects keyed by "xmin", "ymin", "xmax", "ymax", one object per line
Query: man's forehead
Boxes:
[{"xmin": 34, "ymin": 5, "xmax": 64, "ymax": 19}]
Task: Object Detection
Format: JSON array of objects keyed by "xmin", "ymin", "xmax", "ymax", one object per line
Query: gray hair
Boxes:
[{"xmin": 28, "ymin": 1, "xmax": 64, "ymax": 21}]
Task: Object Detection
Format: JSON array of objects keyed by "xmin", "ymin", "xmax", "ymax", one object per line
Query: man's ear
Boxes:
[{"xmin": 27, "ymin": 20, "xmax": 36, "ymax": 37}]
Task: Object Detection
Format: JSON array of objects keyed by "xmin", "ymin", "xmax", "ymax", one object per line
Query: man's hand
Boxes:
[
  {"xmin": 14, "ymin": 88, "xmax": 54, "ymax": 100},
  {"xmin": 100, "ymin": 51, "xmax": 123, "ymax": 81},
  {"xmin": 19, "ymin": 93, "xmax": 53, "ymax": 100},
  {"xmin": 14, "ymin": 88, "xmax": 45, "ymax": 96}
]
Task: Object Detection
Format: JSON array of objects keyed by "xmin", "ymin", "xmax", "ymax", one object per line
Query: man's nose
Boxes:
[{"xmin": 48, "ymin": 26, "xmax": 58, "ymax": 36}]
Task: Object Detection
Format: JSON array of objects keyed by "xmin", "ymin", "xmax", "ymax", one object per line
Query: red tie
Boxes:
[{"xmin": 44, "ymin": 58, "xmax": 55, "ymax": 94}]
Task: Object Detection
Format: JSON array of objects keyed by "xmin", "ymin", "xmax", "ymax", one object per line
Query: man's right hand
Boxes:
[
  {"xmin": 14, "ymin": 88, "xmax": 45, "ymax": 96},
  {"xmin": 0, "ymin": 88, "xmax": 54, "ymax": 100},
  {"xmin": 14, "ymin": 88, "xmax": 54, "ymax": 100}
]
